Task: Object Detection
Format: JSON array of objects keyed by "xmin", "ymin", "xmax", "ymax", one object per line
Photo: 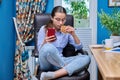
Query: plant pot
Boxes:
[{"xmin": 110, "ymin": 36, "xmax": 120, "ymax": 43}]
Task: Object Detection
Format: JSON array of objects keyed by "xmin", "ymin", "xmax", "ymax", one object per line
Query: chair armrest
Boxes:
[{"xmin": 75, "ymin": 49, "xmax": 88, "ymax": 55}]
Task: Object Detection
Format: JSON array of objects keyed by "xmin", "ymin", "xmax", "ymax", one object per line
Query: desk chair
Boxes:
[{"xmin": 33, "ymin": 13, "xmax": 90, "ymax": 80}]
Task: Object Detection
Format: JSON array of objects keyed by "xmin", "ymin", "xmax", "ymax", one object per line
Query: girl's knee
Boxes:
[
  {"xmin": 78, "ymin": 55, "xmax": 91, "ymax": 64},
  {"xmin": 40, "ymin": 43, "xmax": 57, "ymax": 55},
  {"xmin": 84, "ymin": 55, "xmax": 91, "ymax": 64}
]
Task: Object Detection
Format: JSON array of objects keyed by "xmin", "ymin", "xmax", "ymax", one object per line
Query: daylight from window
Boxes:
[{"xmin": 62, "ymin": 0, "xmax": 89, "ymax": 28}]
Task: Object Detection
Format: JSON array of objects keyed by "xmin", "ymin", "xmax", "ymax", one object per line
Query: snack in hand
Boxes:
[{"xmin": 61, "ymin": 26, "xmax": 66, "ymax": 33}]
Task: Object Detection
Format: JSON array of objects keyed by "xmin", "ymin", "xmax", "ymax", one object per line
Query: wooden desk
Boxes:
[{"xmin": 89, "ymin": 45, "xmax": 120, "ymax": 80}]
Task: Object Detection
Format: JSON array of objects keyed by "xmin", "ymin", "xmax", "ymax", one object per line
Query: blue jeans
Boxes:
[{"xmin": 39, "ymin": 43, "xmax": 90, "ymax": 76}]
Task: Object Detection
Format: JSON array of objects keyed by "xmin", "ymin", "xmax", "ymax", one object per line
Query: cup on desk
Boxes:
[{"xmin": 102, "ymin": 39, "xmax": 113, "ymax": 50}]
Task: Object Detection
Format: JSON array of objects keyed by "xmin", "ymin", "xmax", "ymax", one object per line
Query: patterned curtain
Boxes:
[{"xmin": 14, "ymin": 0, "xmax": 47, "ymax": 80}]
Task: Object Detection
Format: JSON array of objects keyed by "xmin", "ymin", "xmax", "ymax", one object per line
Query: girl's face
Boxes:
[{"xmin": 51, "ymin": 12, "xmax": 66, "ymax": 31}]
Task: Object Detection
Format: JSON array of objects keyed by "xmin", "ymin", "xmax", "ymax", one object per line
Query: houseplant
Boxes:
[
  {"xmin": 70, "ymin": 0, "xmax": 89, "ymax": 27},
  {"xmin": 71, "ymin": 0, "xmax": 88, "ymax": 19},
  {"xmin": 98, "ymin": 8, "xmax": 120, "ymax": 42}
]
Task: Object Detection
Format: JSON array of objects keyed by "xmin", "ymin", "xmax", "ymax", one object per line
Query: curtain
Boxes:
[{"xmin": 14, "ymin": 0, "xmax": 47, "ymax": 80}]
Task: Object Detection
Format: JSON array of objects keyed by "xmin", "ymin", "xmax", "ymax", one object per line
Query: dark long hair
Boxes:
[{"xmin": 45, "ymin": 6, "xmax": 66, "ymax": 28}]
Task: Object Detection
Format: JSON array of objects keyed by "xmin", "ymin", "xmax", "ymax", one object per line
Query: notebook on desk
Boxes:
[
  {"xmin": 104, "ymin": 47, "xmax": 120, "ymax": 53},
  {"xmin": 112, "ymin": 48, "xmax": 120, "ymax": 52}
]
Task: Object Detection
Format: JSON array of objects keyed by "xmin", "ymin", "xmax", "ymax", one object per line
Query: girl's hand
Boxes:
[
  {"xmin": 45, "ymin": 35, "xmax": 56, "ymax": 42},
  {"xmin": 41, "ymin": 35, "xmax": 56, "ymax": 47},
  {"xmin": 65, "ymin": 26, "xmax": 75, "ymax": 35}
]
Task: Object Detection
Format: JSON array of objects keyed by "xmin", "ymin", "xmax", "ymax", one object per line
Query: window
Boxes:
[{"xmin": 62, "ymin": 0, "xmax": 90, "ymax": 28}]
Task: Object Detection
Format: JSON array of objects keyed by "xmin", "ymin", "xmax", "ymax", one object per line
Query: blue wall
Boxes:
[
  {"xmin": 0, "ymin": 0, "xmax": 16, "ymax": 80},
  {"xmin": 45, "ymin": 0, "xmax": 54, "ymax": 13},
  {"xmin": 97, "ymin": 0, "xmax": 119, "ymax": 44}
]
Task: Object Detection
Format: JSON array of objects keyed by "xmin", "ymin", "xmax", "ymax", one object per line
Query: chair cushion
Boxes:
[
  {"xmin": 36, "ymin": 70, "xmax": 90, "ymax": 80},
  {"xmin": 35, "ymin": 65, "xmax": 90, "ymax": 80}
]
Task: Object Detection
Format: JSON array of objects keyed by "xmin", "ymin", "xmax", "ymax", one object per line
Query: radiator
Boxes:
[{"xmin": 75, "ymin": 28, "xmax": 92, "ymax": 51}]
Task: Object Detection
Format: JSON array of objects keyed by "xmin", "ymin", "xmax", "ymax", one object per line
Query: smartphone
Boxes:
[{"xmin": 47, "ymin": 28, "xmax": 55, "ymax": 37}]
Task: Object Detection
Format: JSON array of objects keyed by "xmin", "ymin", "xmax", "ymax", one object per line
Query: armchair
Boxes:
[{"xmin": 33, "ymin": 13, "xmax": 90, "ymax": 80}]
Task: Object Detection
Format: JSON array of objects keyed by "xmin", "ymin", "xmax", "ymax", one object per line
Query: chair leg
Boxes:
[{"xmin": 34, "ymin": 64, "xmax": 39, "ymax": 77}]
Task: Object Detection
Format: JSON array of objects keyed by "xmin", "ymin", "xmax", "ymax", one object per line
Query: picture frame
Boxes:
[{"xmin": 108, "ymin": 0, "xmax": 120, "ymax": 7}]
